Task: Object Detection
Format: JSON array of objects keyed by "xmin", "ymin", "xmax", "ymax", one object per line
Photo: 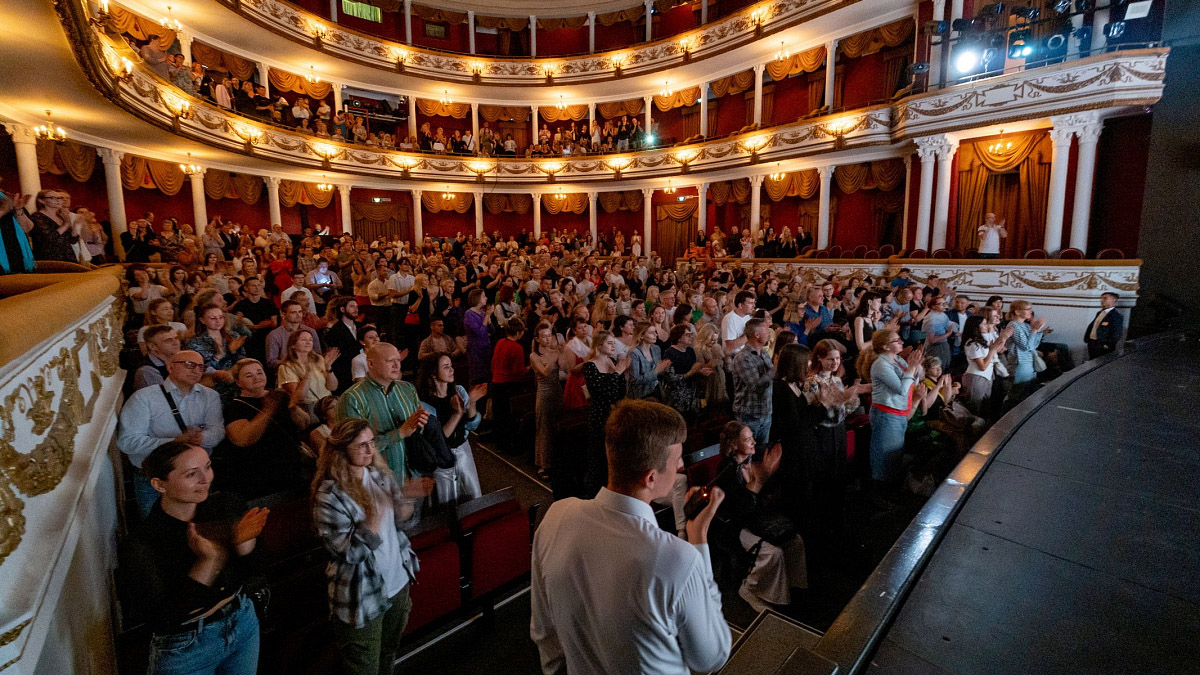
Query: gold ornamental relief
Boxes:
[
  {"xmin": 0, "ymin": 619, "xmax": 29, "ymax": 648},
  {"xmin": 0, "ymin": 476, "xmax": 24, "ymax": 567},
  {"xmin": 0, "ymin": 347, "xmax": 85, "ymax": 497}
]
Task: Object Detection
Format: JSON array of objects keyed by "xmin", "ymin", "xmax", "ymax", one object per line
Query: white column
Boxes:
[
  {"xmin": 699, "ymin": 83, "xmax": 709, "ymax": 137},
  {"xmin": 644, "ymin": 95, "xmax": 653, "ymax": 137},
  {"xmin": 98, "ymin": 148, "xmax": 127, "ymax": 259},
  {"xmin": 901, "ymin": 154, "xmax": 913, "ymax": 250},
  {"xmin": 338, "ymin": 184, "xmax": 353, "ymax": 235},
  {"xmin": 817, "ymin": 166, "xmax": 833, "ymax": 249},
  {"xmin": 588, "ymin": 102, "xmax": 597, "ymax": 130},
  {"xmin": 1069, "ymin": 122, "xmax": 1103, "ymax": 252},
  {"xmin": 931, "ymin": 140, "xmax": 958, "ymax": 251},
  {"xmin": 471, "ymin": 102, "xmax": 479, "ymax": 143},
  {"xmin": 701, "ymin": 0, "xmax": 708, "ymax": 24},
  {"xmin": 697, "ymin": 182, "xmax": 708, "ymax": 237},
  {"xmin": 642, "ymin": 188, "xmax": 653, "ymax": 252},
  {"xmin": 913, "ymin": 137, "xmax": 942, "ymax": 251},
  {"xmin": 588, "ymin": 12, "xmax": 596, "ymax": 53},
  {"xmin": 929, "ymin": 0, "xmax": 946, "ymax": 87},
  {"xmin": 532, "ymin": 193, "xmax": 542, "ymax": 239},
  {"xmin": 404, "ymin": 0, "xmax": 413, "ymax": 44},
  {"xmin": 257, "ymin": 61, "xmax": 269, "ymax": 88},
  {"xmin": 748, "ymin": 174, "xmax": 764, "ymax": 235},
  {"xmin": 1093, "ymin": 7, "xmax": 1110, "ymax": 52},
  {"xmin": 407, "ymin": 96, "xmax": 418, "ymax": 140},
  {"xmin": 177, "ymin": 32, "xmax": 194, "ymax": 65},
  {"xmin": 468, "ymin": 11, "xmax": 476, "ymax": 54},
  {"xmin": 189, "ymin": 170, "xmax": 207, "ymax": 237},
  {"xmin": 530, "ymin": 16, "xmax": 537, "ymax": 57},
  {"xmin": 8, "ymin": 124, "xmax": 41, "ymax": 197},
  {"xmin": 588, "ymin": 192, "xmax": 599, "ymax": 242},
  {"xmin": 1044, "ymin": 125, "xmax": 1075, "ymax": 254},
  {"xmin": 412, "ymin": 189, "xmax": 423, "ymax": 241},
  {"xmin": 332, "ymin": 83, "xmax": 343, "ymax": 115},
  {"xmin": 329, "ymin": 0, "xmax": 338, "ymax": 21},
  {"xmin": 752, "ymin": 64, "xmax": 765, "ymax": 125},
  {"xmin": 265, "ymin": 176, "xmax": 282, "ymax": 228},
  {"xmin": 532, "ymin": 106, "xmax": 539, "ymax": 145},
  {"xmin": 473, "ymin": 190, "xmax": 484, "ymax": 237},
  {"xmin": 824, "ymin": 40, "xmax": 837, "ymax": 111},
  {"xmin": 644, "ymin": 0, "xmax": 653, "ymax": 42}
]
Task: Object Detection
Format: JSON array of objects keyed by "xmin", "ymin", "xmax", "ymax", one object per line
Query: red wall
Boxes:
[
  {"xmin": 769, "ymin": 74, "xmax": 810, "ymax": 125},
  {"xmin": 714, "ymin": 92, "xmax": 749, "ymax": 137},
  {"xmin": 536, "ymin": 26, "xmax": 589, "ymax": 56},
  {"xmin": 422, "ymin": 205, "xmax": 473, "ymax": 238},
  {"xmin": 1091, "ymin": 113, "xmax": 1151, "ymax": 256},
  {"xmin": 416, "ymin": 111, "xmax": 472, "ymax": 137},
  {"xmin": 39, "ymin": 167, "xmax": 111, "ymax": 220},
  {"xmin": 482, "ymin": 209, "xmax": 526, "ymax": 237},
  {"xmin": 123, "ymin": 187, "xmax": 194, "ymax": 229},
  {"xmin": 765, "ymin": 194, "xmax": 801, "ymax": 236},
  {"xmin": 598, "ymin": 208, "xmax": 642, "ymax": 241},
  {"xmin": 831, "ymin": 188, "xmax": 874, "ymax": 250},
  {"xmin": 280, "ymin": 201, "xmax": 341, "ymax": 235},
  {"xmin": 543, "ymin": 209, "xmax": 588, "ymax": 234},
  {"xmin": 293, "ymin": 0, "xmax": 330, "ymax": 18},
  {"xmin": 840, "ymin": 51, "xmax": 886, "ymax": 110},
  {"xmin": 654, "ymin": 107, "xmax": 684, "ymax": 145},
  {"xmin": 594, "ymin": 21, "xmax": 639, "ymax": 52},
  {"xmin": 205, "ymin": 196, "xmax": 269, "ymax": 230},
  {"xmin": 655, "ymin": 5, "xmax": 698, "ymax": 40},
  {"xmin": 905, "ymin": 158, "xmax": 921, "ymax": 251}
]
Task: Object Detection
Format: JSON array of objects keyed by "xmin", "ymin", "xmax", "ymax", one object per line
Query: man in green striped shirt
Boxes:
[{"xmin": 337, "ymin": 343, "xmax": 429, "ymax": 477}]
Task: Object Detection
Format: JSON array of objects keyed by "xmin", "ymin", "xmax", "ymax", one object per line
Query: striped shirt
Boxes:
[{"xmin": 337, "ymin": 376, "xmax": 421, "ymax": 477}]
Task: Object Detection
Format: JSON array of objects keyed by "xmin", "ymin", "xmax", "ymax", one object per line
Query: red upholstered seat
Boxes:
[
  {"xmin": 1024, "ymin": 249, "xmax": 1048, "ymax": 259},
  {"xmin": 865, "ymin": 249, "xmax": 881, "ymax": 259},
  {"xmin": 815, "ymin": 249, "xmax": 831, "ymax": 259},
  {"xmin": 932, "ymin": 249, "xmax": 952, "ymax": 258},
  {"xmin": 1097, "ymin": 248, "xmax": 1124, "ymax": 259},
  {"xmin": 406, "ymin": 524, "xmax": 462, "ymax": 633},
  {"xmin": 828, "ymin": 245, "xmax": 843, "ymax": 258},
  {"xmin": 879, "ymin": 244, "xmax": 896, "ymax": 257},
  {"xmin": 1057, "ymin": 248, "xmax": 1085, "ymax": 259},
  {"xmin": 845, "ymin": 429, "xmax": 856, "ymax": 462},
  {"xmin": 457, "ymin": 491, "xmax": 531, "ymax": 598},
  {"xmin": 685, "ymin": 454, "xmax": 723, "ymax": 488},
  {"xmin": 852, "ymin": 245, "xmax": 868, "ymax": 258},
  {"xmin": 908, "ymin": 249, "xmax": 928, "ymax": 258}
]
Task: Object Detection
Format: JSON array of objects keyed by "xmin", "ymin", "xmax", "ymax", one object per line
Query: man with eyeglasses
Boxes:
[{"xmin": 118, "ymin": 349, "xmax": 225, "ymax": 518}]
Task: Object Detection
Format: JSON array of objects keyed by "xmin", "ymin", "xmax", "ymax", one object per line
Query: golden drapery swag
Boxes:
[
  {"xmin": 278, "ymin": 180, "xmax": 334, "ymax": 209},
  {"xmin": 536, "ymin": 15, "xmax": 589, "ymax": 30},
  {"xmin": 479, "ymin": 105, "xmax": 531, "ymax": 123},
  {"xmin": 955, "ymin": 131, "xmax": 1051, "ymax": 254},
  {"xmin": 411, "ymin": 4, "xmax": 468, "ymax": 23},
  {"xmin": 352, "ymin": 201, "xmax": 411, "ymax": 245},
  {"xmin": 203, "ymin": 169, "xmax": 263, "ymax": 205},
  {"xmin": 837, "ymin": 18, "xmax": 914, "ymax": 59},
  {"xmin": 483, "ymin": 193, "xmax": 532, "ymax": 214},
  {"xmin": 541, "ymin": 193, "xmax": 589, "ymax": 215},
  {"xmin": 540, "ymin": 104, "xmax": 589, "ymax": 123},
  {"xmin": 190, "ymin": 41, "xmax": 257, "ymax": 81},
  {"xmin": 764, "ymin": 169, "xmax": 819, "ymax": 201},
  {"xmin": 656, "ymin": 200, "xmax": 699, "ymax": 222},
  {"xmin": 36, "ymin": 140, "xmax": 96, "ymax": 183},
  {"xmin": 597, "ymin": 99, "xmax": 645, "ymax": 119},
  {"xmin": 834, "ymin": 159, "xmax": 906, "ymax": 194},
  {"xmin": 416, "ymin": 99, "xmax": 472, "ymax": 119},
  {"xmin": 709, "ymin": 179, "xmax": 752, "ymax": 206},
  {"xmin": 655, "ymin": 201, "xmax": 697, "ymax": 264},
  {"xmin": 119, "ymin": 155, "xmax": 185, "ymax": 196},
  {"xmin": 959, "ymin": 130, "xmax": 1046, "ymax": 173},
  {"xmin": 267, "ymin": 67, "xmax": 332, "ymax": 100},
  {"xmin": 107, "ymin": 6, "xmax": 175, "ymax": 50},
  {"xmin": 709, "ymin": 70, "xmax": 755, "ymax": 98},
  {"xmin": 654, "ymin": 86, "xmax": 702, "ymax": 112},
  {"xmin": 473, "ymin": 15, "xmax": 526, "ymax": 30},
  {"xmin": 595, "ymin": 6, "xmax": 645, "ymax": 26},
  {"xmin": 421, "ymin": 192, "xmax": 474, "ymax": 213},
  {"xmin": 597, "ymin": 190, "xmax": 644, "ymax": 213},
  {"xmin": 765, "ymin": 45, "xmax": 827, "ymax": 81}
]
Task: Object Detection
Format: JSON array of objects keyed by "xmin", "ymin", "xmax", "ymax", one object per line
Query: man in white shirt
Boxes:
[
  {"xmin": 721, "ymin": 290, "xmax": 757, "ymax": 357},
  {"xmin": 977, "ymin": 213, "xmax": 1007, "ymax": 259},
  {"xmin": 531, "ymin": 400, "xmax": 730, "ymax": 675},
  {"xmin": 280, "ymin": 270, "xmax": 317, "ymax": 315}
]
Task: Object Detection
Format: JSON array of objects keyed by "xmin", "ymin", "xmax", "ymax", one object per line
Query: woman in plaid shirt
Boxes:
[{"xmin": 312, "ymin": 418, "xmax": 433, "ymax": 675}]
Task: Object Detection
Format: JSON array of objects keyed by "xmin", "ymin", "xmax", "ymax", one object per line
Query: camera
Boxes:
[{"xmin": 683, "ymin": 487, "xmax": 712, "ymax": 521}]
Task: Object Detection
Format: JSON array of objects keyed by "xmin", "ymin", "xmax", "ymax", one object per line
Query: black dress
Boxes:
[
  {"xmin": 581, "ymin": 360, "xmax": 626, "ymax": 496},
  {"xmin": 29, "ymin": 212, "xmax": 78, "ymax": 262}
]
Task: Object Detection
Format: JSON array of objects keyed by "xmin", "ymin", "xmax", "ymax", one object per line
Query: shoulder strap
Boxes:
[{"xmin": 159, "ymin": 384, "xmax": 189, "ymax": 433}]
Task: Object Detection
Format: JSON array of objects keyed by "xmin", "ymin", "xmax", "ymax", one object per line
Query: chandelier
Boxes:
[
  {"xmin": 556, "ymin": 95, "xmax": 567, "ymax": 112},
  {"xmin": 775, "ymin": 40, "xmax": 790, "ymax": 62},
  {"xmin": 34, "ymin": 110, "xmax": 66, "ymax": 142},
  {"xmin": 305, "ymin": 66, "xmax": 320, "ymax": 84},
  {"xmin": 439, "ymin": 89, "xmax": 452, "ymax": 106},
  {"xmin": 660, "ymin": 80, "xmax": 673, "ymax": 98},
  {"xmin": 161, "ymin": 5, "xmax": 182, "ymax": 32},
  {"xmin": 315, "ymin": 176, "xmax": 333, "ymax": 192},
  {"xmin": 179, "ymin": 153, "xmax": 203, "ymax": 175}
]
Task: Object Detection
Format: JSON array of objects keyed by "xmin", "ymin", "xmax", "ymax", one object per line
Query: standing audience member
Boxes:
[
  {"xmin": 530, "ymin": 400, "xmax": 731, "ymax": 675},
  {"xmin": 489, "ymin": 319, "xmax": 529, "ymax": 455},
  {"xmin": 416, "ymin": 355, "xmax": 486, "ymax": 502},
  {"xmin": 337, "ymin": 343, "xmax": 429, "ymax": 478},
  {"xmin": 803, "ymin": 340, "xmax": 868, "ymax": 536},
  {"xmin": 276, "ymin": 329, "xmax": 337, "ymax": 421},
  {"xmin": 731, "ymin": 318, "xmax": 775, "ymax": 445},
  {"xmin": 627, "ymin": 322, "xmax": 668, "ymax": 400},
  {"xmin": 463, "ymin": 289, "xmax": 493, "ymax": 385},
  {"xmin": 580, "ymin": 330, "xmax": 630, "ymax": 496},
  {"xmin": 961, "ymin": 315, "xmax": 1012, "ymax": 418},
  {"xmin": 266, "ymin": 300, "xmax": 323, "ymax": 370},
  {"xmin": 1006, "ymin": 300, "xmax": 1049, "ymax": 405},
  {"xmin": 323, "ymin": 297, "xmax": 362, "ymax": 394},
  {"xmin": 222, "ymin": 359, "xmax": 309, "ymax": 497},
  {"xmin": 529, "ymin": 321, "xmax": 565, "ymax": 481},
  {"xmin": 865, "ymin": 331, "xmax": 922, "ymax": 485}
]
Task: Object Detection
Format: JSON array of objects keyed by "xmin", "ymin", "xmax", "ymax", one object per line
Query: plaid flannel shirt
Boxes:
[
  {"xmin": 731, "ymin": 345, "xmax": 775, "ymax": 420},
  {"xmin": 313, "ymin": 468, "xmax": 420, "ymax": 628}
]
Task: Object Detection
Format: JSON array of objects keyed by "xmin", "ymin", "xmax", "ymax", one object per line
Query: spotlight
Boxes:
[
  {"xmin": 988, "ymin": 32, "xmax": 1007, "ymax": 49},
  {"xmin": 953, "ymin": 44, "xmax": 982, "ymax": 74},
  {"xmin": 1008, "ymin": 28, "xmax": 1035, "ymax": 59},
  {"xmin": 1012, "ymin": 5, "xmax": 1040, "ymax": 19},
  {"xmin": 1052, "ymin": 0, "xmax": 1071, "ymax": 13},
  {"xmin": 1074, "ymin": 0, "xmax": 1093, "ymax": 11},
  {"xmin": 951, "ymin": 18, "xmax": 977, "ymax": 32},
  {"xmin": 922, "ymin": 20, "xmax": 948, "ymax": 36},
  {"xmin": 1103, "ymin": 21, "xmax": 1126, "ymax": 39},
  {"xmin": 908, "ymin": 62, "xmax": 931, "ymax": 74}
]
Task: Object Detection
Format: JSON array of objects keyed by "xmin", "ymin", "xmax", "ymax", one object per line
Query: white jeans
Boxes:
[{"xmin": 432, "ymin": 440, "xmax": 482, "ymax": 505}]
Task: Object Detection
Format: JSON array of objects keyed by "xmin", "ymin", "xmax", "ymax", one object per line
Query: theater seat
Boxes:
[
  {"xmin": 908, "ymin": 249, "xmax": 928, "ymax": 258},
  {"xmin": 932, "ymin": 249, "xmax": 953, "ymax": 259},
  {"xmin": 1057, "ymin": 248, "xmax": 1085, "ymax": 259},
  {"xmin": 457, "ymin": 488, "xmax": 534, "ymax": 599},
  {"xmin": 684, "ymin": 444, "xmax": 723, "ymax": 488},
  {"xmin": 852, "ymin": 245, "xmax": 868, "ymax": 258},
  {"xmin": 828, "ymin": 245, "xmax": 843, "ymax": 258},
  {"xmin": 1097, "ymin": 248, "xmax": 1125, "ymax": 259},
  {"xmin": 1024, "ymin": 249, "xmax": 1048, "ymax": 259},
  {"xmin": 406, "ymin": 516, "xmax": 463, "ymax": 634},
  {"xmin": 879, "ymin": 244, "xmax": 896, "ymax": 257}
]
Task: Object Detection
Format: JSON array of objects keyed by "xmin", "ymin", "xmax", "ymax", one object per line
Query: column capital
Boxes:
[
  {"xmin": 467, "ymin": 9, "xmax": 474, "ymax": 18},
  {"xmin": 472, "ymin": 189, "xmax": 484, "ymax": 198},
  {"xmin": 1047, "ymin": 127, "xmax": 1075, "ymax": 146},
  {"xmin": 587, "ymin": 191, "xmax": 598, "ymax": 202},
  {"xmin": 642, "ymin": 187, "xmax": 654, "ymax": 199},
  {"xmin": 748, "ymin": 173, "xmax": 766, "ymax": 186},
  {"xmin": 6, "ymin": 123, "xmax": 37, "ymax": 145},
  {"xmin": 817, "ymin": 164, "xmax": 835, "ymax": 179},
  {"xmin": 914, "ymin": 134, "xmax": 954, "ymax": 161},
  {"xmin": 335, "ymin": 183, "xmax": 354, "ymax": 194},
  {"xmin": 411, "ymin": 187, "xmax": 421, "ymax": 196},
  {"xmin": 264, "ymin": 176, "xmax": 282, "ymax": 188},
  {"xmin": 97, "ymin": 146, "xmax": 124, "ymax": 165},
  {"xmin": 1051, "ymin": 111, "xmax": 1101, "ymax": 130},
  {"xmin": 1075, "ymin": 124, "xmax": 1103, "ymax": 144},
  {"xmin": 531, "ymin": 192, "xmax": 541, "ymax": 202},
  {"xmin": 188, "ymin": 168, "xmax": 207, "ymax": 179},
  {"xmin": 826, "ymin": 37, "xmax": 838, "ymax": 48},
  {"xmin": 753, "ymin": 63, "xmax": 765, "ymax": 75},
  {"xmin": 587, "ymin": 11, "xmax": 595, "ymax": 20}
]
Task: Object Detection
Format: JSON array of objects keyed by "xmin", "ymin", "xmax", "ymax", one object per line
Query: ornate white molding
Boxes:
[
  {"xmin": 914, "ymin": 134, "xmax": 953, "ymax": 162},
  {"xmin": 4, "ymin": 124, "xmax": 37, "ymax": 146},
  {"xmin": 893, "ymin": 49, "xmax": 1168, "ymax": 140}
]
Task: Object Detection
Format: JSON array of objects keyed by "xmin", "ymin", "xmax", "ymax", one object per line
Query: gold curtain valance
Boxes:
[
  {"xmin": 837, "ymin": 18, "xmax": 914, "ymax": 59},
  {"xmin": 120, "ymin": 155, "xmax": 185, "ymax": 196},
  {"xmin": 595, "ymin": 6, "xmax": 645, "ymax": 26},
  {"xmin": 422, "ymin": 192, "xmax": 474, "ymax": 213},
  {"xmin": 483, "ymin": 193, "xmax": 532, "ymax": 214},
  {"xmin": 268, "ymin": 67, "xmax": 332, "ymax": 99},
  {"xmin": 654, "ymin": 86, "xmax": 702, "ymax": 112},
  {"xmin": 833, "ymin": 158, "xmax": 906, "ymax": 194},
  {"xmin": 960, "ymin": 131, "xmax": 1048, "ymax": 173},
  {"xmin": 710, "ymin": 178, "xmax": 753, "ymax": 206},
  {"xmin": 411, "ymin": 4, "xmax": 468, "ymax": 23},
  {"xmin": 596, "ymin": 98, "xmax": 644, "ymax": 119},
  {"xmin": 416, "ymin": 98, "xmax": 472, "ymax": 119},
  {"xmin": 473, "ymin": 15, "xmax": 526, "ymax": 30},
  {"xmin": 107, "ymin": 6, "xmax": 175, "ymax": 50},
  {"xmin": 656, "ymin": 200, "xmax": 698, "ymax": 221},
  {"xmin": 190, "ymin": 41, "xmax": 257, "ymax": 81},
  {"xmin": 278, "ymin": 180, "xmax": 334, "ymax": 208},
  {"xmin": 36, "ymin": 140, "xmax": 96, "ymax": 183},
  {"xmin": 653, "ymin": 0, "xmax": 692, "ymax": 12},
  {"xmin": 709, "ymin": 70, "xmax": 755, "ymax": 98},
  {"xmin": 764, "ymin": 169, "xmax": 818, "ymax": 201},
  {"xmin": 351, "ymin": 200, "xmax": 402, "ymax": 223},
  {"xmin": 765, "ymin": 45, "xmax": 827, "ymax": 81},
  {"xmin": 539, "ymin": 104, "xmax": 589, "ymax": 123},
  {"xmin": 597, "ymin": 190, "xmax": 643, "ymax": 213},
  {"xmin": 542, "ymin": 193, "xmax": 588, "ymax": 215},
  {"xmin": 203, "ymin": 169, "xmax": 263, "ymax": 205},
  {"xmin": 479, "ymin": 105, "xmax": 531, "ymax": 123},
  {"xmin": 536, "ymin": 15, "xmax": 589, "ymax": 30}
]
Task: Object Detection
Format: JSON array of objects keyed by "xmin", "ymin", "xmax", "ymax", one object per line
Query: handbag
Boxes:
[
  {"xmin": 405, "ymin": 415, "xmax": 457, "ymax": 475},
  {"xmin": 1033, "ymin": 350, "xmax": 1047, "ymax": 373}
]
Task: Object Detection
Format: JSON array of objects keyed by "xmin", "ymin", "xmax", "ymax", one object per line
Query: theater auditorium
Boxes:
[{"xmin": 0, "ymin": 0, "xmax": 1196, "ymax": 672}]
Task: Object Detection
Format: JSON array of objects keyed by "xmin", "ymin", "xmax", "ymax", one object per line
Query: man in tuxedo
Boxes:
[{"xmin": 1084, "ymin": 292, "xmax": 1124, "ymax": 360}]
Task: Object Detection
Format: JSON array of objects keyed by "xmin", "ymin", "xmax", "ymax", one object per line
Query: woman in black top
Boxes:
[
  {"xmin": 660, "ymin": 324, "xmax": 712, "ymax": 418},
  {"xmin": 221, "ymin": 359, "xmax": 310, "ymax": 498},
  {"xmin": 119, "ymin": 441, "xmax": 269, "ymax": 675},
  {"xmin": 769, "ymin": 343, "xmax": 817, "ymax": 520},
  {"xmin": 415, "ymin": 354, "xmax": 486, "ymax": 502},
  {"xmin": 28, "ymin": 190, "xmax": 79, "ymax": 262},
  {"xmin": 581, "ymin": 330, "xmax": 630, "ymax": 497}
]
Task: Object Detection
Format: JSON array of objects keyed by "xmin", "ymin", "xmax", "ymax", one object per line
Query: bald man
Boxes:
[
  {"xmin": 337, "ymin": 343, "xmax": 429, "ymax": 477},
  {"xmin": 117, "ymin": 349, "xmax": 226, "ymax": 516}
]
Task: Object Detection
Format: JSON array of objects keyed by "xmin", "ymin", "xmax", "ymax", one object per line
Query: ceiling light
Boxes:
[{"xmin": 34, "ymin": 110, "xmax": 66, "ymax": 143}]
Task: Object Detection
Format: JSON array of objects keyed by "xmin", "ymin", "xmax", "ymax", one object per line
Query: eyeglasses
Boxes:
[
  {"xmin": 353, "ymin": 439, "xmax": 378, "ymax": 452},
  {"xmin": 170, "ymin": 361, "xmax": 205, "ymax": 370},
  {"xmin": 888, "ymin": 338, "xmax": 903, "ymax": 344}
]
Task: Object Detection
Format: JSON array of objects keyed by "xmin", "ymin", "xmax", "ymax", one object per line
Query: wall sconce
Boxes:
[
  {"xmin": 470, "ymin": 61, "xmax": 484, "ymax": 83},
  {"xmin": 233, "ymin": 124, "xmax": 262, "ymax": 153},
  {"xmin": 610, "ymin": 54, "xmax": 626, "ymax": 78},
  {"xmin": 468, "ymin": 160, "xmax": 494, "ymax": 183},
  {"xmin": 543, "ymin": 63, "xmax": 557, "ymax": 84},
  {"xmin": 740, "ymin": 134, "xmax": 770, "ymax": 163},
  {"xmin": 822, "ymin": 117, "xmax": 857, "ymax": 149},
  {"xmin": 605, "ymin": 156, "xmax": 631, "ymax": 179},
  {"xmin": 310, "ymin": 22, "xmax": 328, "ymax": 48},
  {"xmin": 679, "ymin": 37, "xmax": 694, "ymax": 62},
  {"xmin": 539, "ymin": 161, "xmax": 564, "ymax": 183},
  {"xmin": 313, "ymin": 142, "xmax": 338, "ymax": 169},
  {"xmin": 161, "ymin": 91, "xmax": 192, "ymax": 131},
  {"xmin": 750, "ymin": 8, "xmax": 766, "ymax": 36},
  {"xmin": 161, "ymin": 5, "xmax": 182, "ymax": 32},
  {"xmin": 393, "ymin": 48, "xmax": 408, "ymax": 73},
  {"xmin": 392, "ymin": 154, "xmax": 420, "ymax": 178},
  {"xmin": 673, "ymin": 148, "xmax": 699, "ymax": 174},
  {"xmin": 34, "ymin": 110, "xmax": 66, "ymax": 143}
]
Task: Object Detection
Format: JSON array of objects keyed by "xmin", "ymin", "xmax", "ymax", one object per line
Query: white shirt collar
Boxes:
[{"xmin": 593, "ymin": 487, "xmax": 656, "ymax": 526}]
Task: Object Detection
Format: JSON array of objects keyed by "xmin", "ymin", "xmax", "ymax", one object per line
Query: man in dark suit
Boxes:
[
  {"xmin": 1084, "ymin": 292, "xmax": 1124, "ymax": 360},
  {"xmin": 323, "ymin": 296, "xmax": 363, "ymax": 394}
]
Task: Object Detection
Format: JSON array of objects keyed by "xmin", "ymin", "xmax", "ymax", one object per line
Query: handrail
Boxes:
[{"xmin": 810, "ymin": 331, "xmax": 1179, "ymax": 673}]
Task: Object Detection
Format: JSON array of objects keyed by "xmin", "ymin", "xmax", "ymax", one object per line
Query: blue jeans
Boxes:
[
  {"xmin": 869, "ymin": 407, "xmax": 908, "ymax": 483},
  {"xmin": 738, "ymin": 415, "xmax": 771, "ymax": 448},
  {"xmin": 149, "ymin": 595, "xmax": 260, "ymax": 675}
]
